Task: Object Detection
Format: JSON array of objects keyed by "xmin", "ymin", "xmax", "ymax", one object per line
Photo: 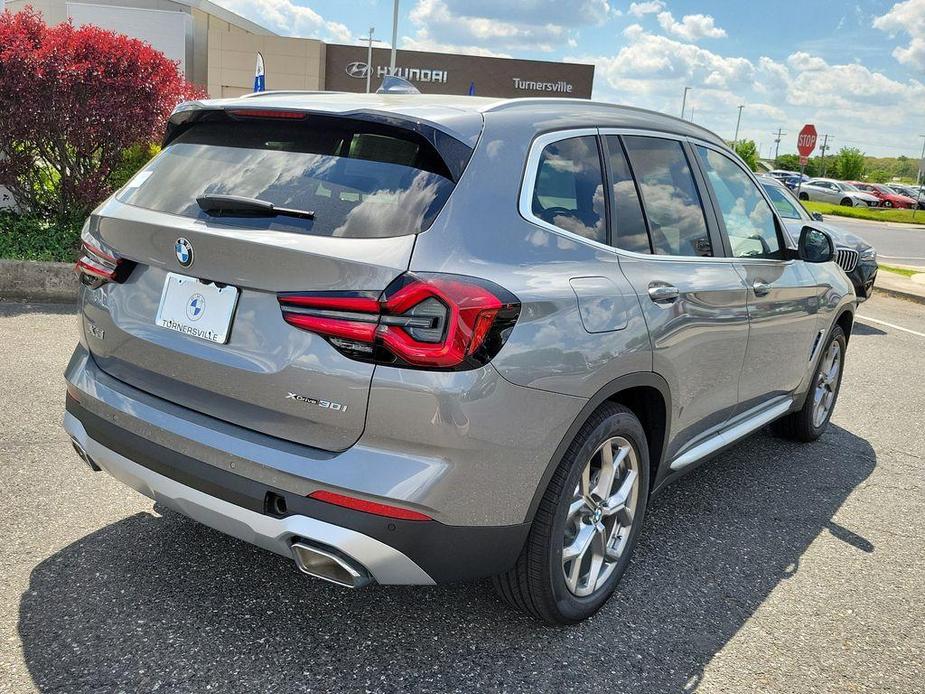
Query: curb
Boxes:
[
  {"xmin": 874, "ymin": 285, "xmax": 925, "ymax": 306},
  {"xmin": 0, "ymin": 259, "xmax": 78, "ymax": 303}
]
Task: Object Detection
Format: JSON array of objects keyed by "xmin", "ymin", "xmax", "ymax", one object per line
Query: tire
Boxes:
[
  {"xmin": 883, "ymin": 200, "xmax": 893, "ymax": 208},
  {"xmin": 799, "ymin": 192, "xmax": 809, "ymax": 201},
  {"xmin": 840, "ymin": 197, "xmax": 854, "ymax": 207},
  {"xmin": 772, "ymin": 325, "xmax": 846, "ymax": 442},
  {"xmin": 493, "ymin": 403, "xmax": 650, "ymax": 624}
]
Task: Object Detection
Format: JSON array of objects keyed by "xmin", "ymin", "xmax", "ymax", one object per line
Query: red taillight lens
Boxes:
[
  {"xmin": 229, "ymin": 109, "xmax": 307, "ymax": 120},
  {"xmin": 308, "ymin": 490, "xmax": 432, "ymax": 521},
  {"xmin": 75, "ymin": 240, "xmax": 134, "ymax": 288},
  {"xmin": 277, "ymin": 273, "xmax": 520, "ymax": 370}
]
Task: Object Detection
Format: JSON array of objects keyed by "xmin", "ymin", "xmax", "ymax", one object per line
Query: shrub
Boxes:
[
  {"xmin": 0, "ymin": 8, "xmax": 204, "ymax": 223},
  {"xmin": 0, "ymin": 212, "xmax": 82, "ymax": 261}
]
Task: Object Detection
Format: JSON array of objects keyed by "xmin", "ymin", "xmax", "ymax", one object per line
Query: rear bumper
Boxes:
[
  {"xmin": 65, "ymin": 407, "xmax": 433, "ymax": 585},
  {"xmin": 63, "ymin": 347, "xmax": 534, "ymax": 584}
]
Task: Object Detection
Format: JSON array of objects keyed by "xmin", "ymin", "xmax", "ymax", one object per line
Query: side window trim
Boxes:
[
  {"xmin": 600, "ymin": 134, "xmax": 653, "ymax": 254},
  {"xmin": 518, "ymin": 127, "xmax": 614, "ymax": 253},
  {"xmin": 680, "ymin": 139, "xmax": 731, "ymax": 259},
  {"xmin": 689, "ymin": 139, "xmax": 790, "ymax": 262}
]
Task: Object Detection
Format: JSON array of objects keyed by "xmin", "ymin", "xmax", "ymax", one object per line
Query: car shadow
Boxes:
[
  {"xmin": 19, "ymin": 425, "xmax": 875, "ymax": 693},
  {"xmin": 851, "ymin": 321, "xmax": 887, "ymax": 337}
]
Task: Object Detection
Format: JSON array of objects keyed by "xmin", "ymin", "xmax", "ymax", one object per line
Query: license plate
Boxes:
[{"xmin": 155, "ymin": 273, "xmax": 239, "ymax": 344}]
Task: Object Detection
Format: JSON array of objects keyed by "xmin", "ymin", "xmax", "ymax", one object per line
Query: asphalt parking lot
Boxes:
[{"xmin": 1, "ymin": 294, "xmax": 923, "ymax": 694}]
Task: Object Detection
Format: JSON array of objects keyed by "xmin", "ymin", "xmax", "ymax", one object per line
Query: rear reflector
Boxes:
[
  {"xmin": 308, "ymin": 490, "xmax": 432, "ymax": 521},
  {"xmin": 277, "ymin": 273, "xmax": 520, "ymax": 370}
]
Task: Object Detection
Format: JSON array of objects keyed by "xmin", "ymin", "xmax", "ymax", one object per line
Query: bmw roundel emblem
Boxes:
[
  {"xmin": 175, "ymin": 237, "xmax": 194, "ymax": 268},
  {"xmin": 186, "ymin": 293, "xmax": 205, "ymax": 321}
]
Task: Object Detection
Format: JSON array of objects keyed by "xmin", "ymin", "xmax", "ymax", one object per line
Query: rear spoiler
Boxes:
[{"xmin": 163, "ymin": 101, "xmax": 476, "ymax": 183}]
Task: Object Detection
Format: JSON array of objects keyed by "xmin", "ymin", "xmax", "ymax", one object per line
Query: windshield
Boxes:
[
  {"xmin": 761, "ymin": 182, "xmax": 806, "ymax": 220},
  {"xmin": 838, "ymin": 182, "xmax": 861, "ymax": 192},
  {"xmin": 117, "ymin": 118, "xmax": 460, "ymax": 238}
]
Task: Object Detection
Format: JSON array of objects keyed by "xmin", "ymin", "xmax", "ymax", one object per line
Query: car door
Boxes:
[
  {"xmin": 693, "ymin": 143, "xmax": 821, "ymax": 413},
  {"xmin": 603, "ymin": 133, "xmax": 750, "ymax": 461}
]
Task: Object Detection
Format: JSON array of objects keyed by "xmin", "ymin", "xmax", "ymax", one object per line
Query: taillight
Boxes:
[
  {"xmin": 277, "ymin": 273, "xmax": 520, "ymax": 370},
  {"xmin": 75, "ymin": 239, "xmax": 135, "ymax": 288}
]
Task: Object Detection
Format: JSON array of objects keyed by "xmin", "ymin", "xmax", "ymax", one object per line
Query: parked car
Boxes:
[
  {"xmin": 768, "ymin": 169, "xmax": 808, "ymax": 183},
  {"xmin": 759, "ymin": 176, "xmax": 878, "ymax": 300},
  {"xmin": 64, "ymin": 93, "xmax": 855, "ymax": 624},
  {"xmin": 848, "ymin": 181, "xmax": 918, "ymax": 209},
  {"xmin": 885, "ymin": 183, "xmax": 925, "ymax": 210},
  {"xmin": 798, "ymin": 178, "xmax": 880, "ymax": 207}
]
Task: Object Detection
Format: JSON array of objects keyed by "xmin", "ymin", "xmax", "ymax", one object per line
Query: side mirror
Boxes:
[
  {"xmin": 812, "ymin": 212, "xmax": 824, "ymax": 222},
  {"xmin": 798, "ymin": 226, "xmax": 834, "ymax": 263}
]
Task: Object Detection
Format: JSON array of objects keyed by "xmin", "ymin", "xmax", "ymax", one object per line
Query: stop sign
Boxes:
[{"xmin": 797, "ymin": 124, "xmax": 817, "ymax": 157}]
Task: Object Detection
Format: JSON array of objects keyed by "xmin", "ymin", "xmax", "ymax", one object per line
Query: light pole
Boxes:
[
  {"xmin": 733, "ymin": 105, "xmax": 744, "ymax": 145},
  {"xmin": 357, "ymin": 30, "xmax": 387, "ymax": 93},
  {"xmin": 680, "ymin": 86, "xmax": 691, "ymax": 119},
  {"xmin": 914, "ymin": 135, "xmax": 925, "ymax": 221},
  {"xmin": 390, "ymin": 0, "xmax": 399, "ymax": 72}
]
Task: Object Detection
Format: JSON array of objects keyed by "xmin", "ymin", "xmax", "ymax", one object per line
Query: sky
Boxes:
[{"xmin": 212, "ymin": 0, "xmax": 925, "ymax": 159}]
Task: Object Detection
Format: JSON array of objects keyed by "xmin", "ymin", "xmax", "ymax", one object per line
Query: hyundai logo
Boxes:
[
  {"xmin": 186, "ymin": 293, "xmax": 205, "ymax": 321},
  {"xmin": 175, "ymin": 237, "xmax": 194, "ymax": 268},
  {"xmin": 345, "ymin": 61, "xmax": 369, "ymax": 79}
]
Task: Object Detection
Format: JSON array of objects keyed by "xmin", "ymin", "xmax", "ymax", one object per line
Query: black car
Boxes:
[{"xmin": 759, "ymin": 175, "xmax": 878, "ymax": 301}]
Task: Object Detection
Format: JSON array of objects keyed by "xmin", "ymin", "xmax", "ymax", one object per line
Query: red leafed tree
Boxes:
[{"xmin": 0, "ymin": 7, "xmax": 205, "ymax": 221}]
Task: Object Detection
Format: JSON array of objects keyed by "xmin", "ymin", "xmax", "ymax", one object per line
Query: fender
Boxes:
[{"xmin": 522, "ymin": 371, "xmax": 672, "ymax": 524}]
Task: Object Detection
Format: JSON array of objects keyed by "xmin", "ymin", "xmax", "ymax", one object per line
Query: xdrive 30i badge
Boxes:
[{"xmin": 286, "ymin": 392, "xmax": 348, "ymax": 413}]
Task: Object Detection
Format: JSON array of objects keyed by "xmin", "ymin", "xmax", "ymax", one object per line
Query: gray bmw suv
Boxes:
[{"xmin": 64, "ymin": 93, "xmax": 855, "ymax": 624}]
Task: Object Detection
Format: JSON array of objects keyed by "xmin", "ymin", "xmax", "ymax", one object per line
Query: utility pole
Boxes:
[
  {"xmin": 819, "ymin": 134, "xmax": 832, "ymax": 177},
  {"xmin": 733, "ymin": 105, "xmax": 745, "ymax": 146},
  {"xmin": 390, "ymin": 0, "xmax": 399, "ymax": 72},
  {"xmin": 772, "ymin": 128, "xmax": 786, "ymax": 162},
  {"xmin": 680, "ymin": 86, "xmax": 691, "ymax": 119}
]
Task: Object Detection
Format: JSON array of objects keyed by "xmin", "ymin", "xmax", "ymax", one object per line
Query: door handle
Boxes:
[
  {"xmin": 753, "ymin": 281, "xmax": 772, "ymax": 297},
  {"xmin": 648, "ymin": 283, "xmax": 680, "ymax": 303}
]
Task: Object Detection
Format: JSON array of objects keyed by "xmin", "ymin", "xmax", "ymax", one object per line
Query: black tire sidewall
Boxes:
[{"xmin": 545, "ymin": 408, "xmax": 650, "ymax": 623}]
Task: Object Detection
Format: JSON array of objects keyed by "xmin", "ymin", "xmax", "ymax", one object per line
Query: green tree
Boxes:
[
  {"xmin": 734, "ymin": 139, "xmax": 759, "ymax": 171},
  {"xmin": 868, "ymin": 169, "xmax": 890, "ymax": 183},
  {"xmin": 833, "ymin": 147, "xmax": 866, "ymax": 180},
  {"xmin": 775, "ymin": 153, "xmax": 800, "ymax": 171}
]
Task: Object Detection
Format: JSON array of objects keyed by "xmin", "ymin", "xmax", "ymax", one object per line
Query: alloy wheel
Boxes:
[
  {"xmin": 561, "ymin": 436, "xmax": 640, "ymax": 597},
  {"xmin": 813, "ymin": 340, "xmax": 842, "ymax": 428}
]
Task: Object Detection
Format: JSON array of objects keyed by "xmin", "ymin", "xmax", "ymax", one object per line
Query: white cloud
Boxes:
[
  {"xmin": 656, "ymin": 11, "xmax": 727, "ymax": 41},
  {"xmin": 404, "ymin": 0, "xmax": 612, "ymax": 54},
  {"xmin": 213, "ymin": 0, "xmax": 352, "ymax": 42},
  {"xmin": 570, "ymin": 26, "xmax": 925, "ymax": 157},
  {"xmin": 627, "ymin": 1, "xmax": 664, "ymax": 18},
  {"xmin": 874, "ymin": 0, "xmax": 925, "ymax": 71}
]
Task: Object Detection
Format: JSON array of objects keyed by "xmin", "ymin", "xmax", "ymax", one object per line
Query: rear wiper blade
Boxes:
[{"xmin": 196, "ymin": 194, "xmax": 315, "ymax": 220}]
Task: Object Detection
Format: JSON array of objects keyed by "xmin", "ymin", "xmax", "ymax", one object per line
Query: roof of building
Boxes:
[{"xmin": 172, "ymin": 0, "xmax": 277, "ymax": 36}]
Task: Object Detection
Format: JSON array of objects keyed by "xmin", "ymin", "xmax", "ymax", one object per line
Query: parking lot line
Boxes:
[{"xmin": 856, "ymin": 314, "xmax": 925, "ymax": 338}]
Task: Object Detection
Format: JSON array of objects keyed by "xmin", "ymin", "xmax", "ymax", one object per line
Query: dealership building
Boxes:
[{"xmin": 5, "ymin": 0, "xmax": 594, "ymax": 99}]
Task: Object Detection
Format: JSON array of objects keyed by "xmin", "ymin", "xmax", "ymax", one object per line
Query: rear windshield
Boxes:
[{"xmin": 117, "ymin": 117, "xmax": 459, "ymax": 238}]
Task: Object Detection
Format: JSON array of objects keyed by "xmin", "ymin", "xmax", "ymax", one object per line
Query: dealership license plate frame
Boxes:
[{"xmin": 155, "ymin": 273, "xmax": 239, "ymax": 345}]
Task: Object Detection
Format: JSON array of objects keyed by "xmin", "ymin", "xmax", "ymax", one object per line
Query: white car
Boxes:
[{"xmin": 797, "ymin": 178, "xmax": 880, "ymax": 207}]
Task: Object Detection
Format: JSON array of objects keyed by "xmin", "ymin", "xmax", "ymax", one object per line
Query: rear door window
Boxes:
[
  {"xmin": 622, "ymin": 136, "xmax": 712, "ymax": 257},
  {"xmin": 117, "ymin": 116, "xmax": 460, "ymax": 238},
  {"xmin": 530, "ymin": 136, "xmax": 606, "ymax": 244}
]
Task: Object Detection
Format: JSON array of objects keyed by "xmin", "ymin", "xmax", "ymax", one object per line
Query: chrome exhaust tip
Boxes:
[
  {"xmin": 291, "ymin": 542, "xmax": 372, "ymax": 588},
  {"xmin": 70, "ymin": 438, "xmax": 101, "ymax": 471}
]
